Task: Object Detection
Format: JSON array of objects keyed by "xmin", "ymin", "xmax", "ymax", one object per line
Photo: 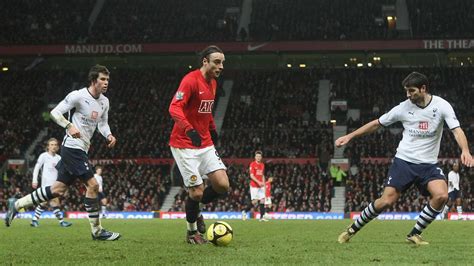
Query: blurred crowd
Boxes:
[
  {"xmin": 0, "ymin": 163, "xmax": 171, "ymax": 212},
  {"xmin": 2, "ymin": 0, "xmax": 474, "ymax": 44},
  {"xmin": 1, "ymin": 65, "xmax": 474, "ymax": 212},
  {"xmin": 170, "ymin": 162, "xmax": 333, "ymax": 213},
  {"xmin": 345, "ymin": 160, "xmax": 474, "ymax": 212}
]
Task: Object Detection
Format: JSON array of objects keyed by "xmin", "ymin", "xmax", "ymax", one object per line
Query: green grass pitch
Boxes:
[{"xmin": 1, "ymin": 219, "xmax": 473, "ymax": 265}]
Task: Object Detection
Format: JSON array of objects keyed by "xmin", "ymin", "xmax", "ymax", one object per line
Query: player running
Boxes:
[
  {"xmin": 31, "ymin": 138, "xmax": 72, "ymax": 227},
  {"xmin": 5, "ymin": 65, "xmax": 120, "ymax": 241},
  {"xmin": 336, "ymin": 72, "xmax": 473, "ymax": 245},
  {"xmin": 169, "ymin": 45, "xmax": 229, "ymax": 244}
]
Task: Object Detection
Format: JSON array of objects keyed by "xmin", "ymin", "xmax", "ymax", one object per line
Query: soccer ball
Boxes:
[{"xmin": 207, "ymin": 221, "xmax": 233, "ymax": 246}]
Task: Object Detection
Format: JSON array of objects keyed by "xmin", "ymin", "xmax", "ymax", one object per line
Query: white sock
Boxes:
[
  {"xmin": 187, "ymin": 222, "xmax": 197, "ymax": 232},
  {"xmin": 456, "ymin": 206, "xmax": 463, "ymax": 215},
  {"xmin": 101, "ymin": 205, "xmax": 107, "ymax": 215},
  {"xmin": 15, "ymin": 195, "xmax": 35, "ymax": 210}
]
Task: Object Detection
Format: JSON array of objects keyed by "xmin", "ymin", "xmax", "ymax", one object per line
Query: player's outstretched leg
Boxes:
[
  {"xmin": 84, "ymin": 197, "xmax": 120, "ymax": 241},
  {"xmin": 259, "ymin": 202, "xmax": 268, "ymax": 222},
  {"xmin": 185, "ymin": 197, "xmax": 207, "ymax": 244},
  {"xmin": 196, "ymin": 185, "xmax": 223, "ymax": 234},
  {"xmin": 31, "ymin": 205, "xmax": 45, "ymax": 227},
  {"xmin": 406, "ymin": 204, "xmax": 441, "ymax": 245},
  {"xmin": 5, "ymin": 186, "xmax": 55, "ymax": 227},
  {"xmin": 53, "ymin": 207, "xmax": 72, "ymax": 227},
  {"xmin": 338, "ymin": 202, "xmax": 381, "ymax": 243},
  {"xmin": 407, "ymin": 180, "xmax": 448, "ymax": 245},
  {"xmin": 338, "ymin": 187, "xmax": 398, "ymax": 243}
]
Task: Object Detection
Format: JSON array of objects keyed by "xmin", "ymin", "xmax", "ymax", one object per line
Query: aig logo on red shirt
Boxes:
[
  {"xmin": 418, "ymin": 121, "xmax": 428, "ymax": 130},
  {"xmin": 198, "ymin": 100, "xmax": 214, "ymax": 113}
]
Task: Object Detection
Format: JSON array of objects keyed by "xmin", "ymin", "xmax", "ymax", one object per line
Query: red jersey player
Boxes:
[
  {"xmin": 242, "ymin": 151, "xmax": 268, "ymax": 221},
  {"xmin": 169, "ymin": 45, "xmax": 229, "ymax": 244}
]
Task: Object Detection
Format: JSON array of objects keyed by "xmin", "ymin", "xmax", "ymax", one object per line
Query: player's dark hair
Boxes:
[
  {"xmin": 200, "ymin": 45, "xmax": 223, "ymax": 64},
  {"xmin": 255, "ymin": 150, "xmax": 263, "ymax": 155},
  {"xmin": 402, "ymin": 72, "xmax": 429, "ymax": 90},
  {"xmin": 95, "ymin": 165, "xmax": 103, "ymax": 171},
  {"xmin": 88, "ymin": 64, "xmax": 110, "ymax": 84}
]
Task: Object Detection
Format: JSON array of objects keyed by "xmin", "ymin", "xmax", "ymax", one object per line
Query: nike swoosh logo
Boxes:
[
  {"xmin": 199, "ymin": 91, "xmax": 204, "ymax": 94},
  {"xmin": 247, "ymin": 43, "xmax": 268, "ymax": 51}
]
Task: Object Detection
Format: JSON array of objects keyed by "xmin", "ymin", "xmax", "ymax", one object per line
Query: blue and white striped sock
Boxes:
[
  {"xmin": 32, "ymin": 205, "xmax": 45, "ymax": 221},
  {"xmin": 409, "ymin": 204, "xmax": 441, "ymax": 236},
  {"xmin": 15, "ymin": 187, "xmax": 54, "ymax": 210},
  {"xmin": 351, "ymin": 202, "xmax": 381, "ymax": 232},
  {"xmin": 53, "ymin": 207, "xmax": 64, "ymax": 223},
  {"xmin": 84, "ymin": 197, "xmax": 102, "ymax": 235}
]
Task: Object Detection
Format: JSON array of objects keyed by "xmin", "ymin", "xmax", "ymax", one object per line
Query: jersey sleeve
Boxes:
[
  {"xmin": 53, "ymin": 90, "xmax": 80, "ymax": 115},
  {"xmin": 169, "ymin": 77, "xmax": 195, "ymax": 132},
  {"xmin": 378, "ymin": 103, "xmax": 402, "ymax": 127},
  {"xmin": 97, "ymin": 99, "xmax": 112, "ymax": 138},
  {"xmin": 441, "ymin": 100, "xmax": 460, "ymax": 130},
  {"xmin": 249, "ymin": 163, "xmax": 256, "ymax": 177},
  {"xmin": 50, "ymin": 90, "xmax": 80, "ymax": 128},
  {"xmin": 32, "ymin": 154, "xmax": 45, "ymax": 184}
]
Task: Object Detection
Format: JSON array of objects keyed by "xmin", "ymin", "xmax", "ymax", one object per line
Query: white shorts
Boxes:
[
  {"xmin": 250, "ymin": 187, "xmax": 265, "ymax": 200},
  {"xmin": 41, "ymin": 176, "xmax": 57, "ymax": 187},
  {"xmin": 171, "ymin": 146, "xmax": 226, "ymax": 187},
  {"xmin": 264, "ymin": 197, "xmax": 272, "ymax": 205}
]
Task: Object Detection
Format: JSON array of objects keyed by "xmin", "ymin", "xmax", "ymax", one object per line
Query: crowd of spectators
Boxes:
[
  {"xmin": 170, "ymin": 162, "xmax": 333, "ymax": 213},
  {"xmin": 2, "ymin": 66, "xmax": 474, "ymax": 213},
  {"xmin": 0, "ymin": 70, "xmax": 78, "ymax": 163},
  {"xmin": 249, "ymin": 0, "xmax": 394, "ymax": 41},
  {"xmin": 0, "ymin": 0, "xmax": 93, "ymax": 44},
  {"xmin": 0, "ymin": 0, "xmax": 240, "ymax": 44},
  {"xmin": 0, "ymin": 163, "xmax": 171, "ymax": 212},
  {"xmin": 221, "ymin": 70, "xmax": 332, "ymax": 158},
  {"xmin": 3, "ymin": 0, "xmax": 474, "ymax": 44},
  {"xmin": 330, "ymin": 67, "xmax": 474, "ymax": 159},
  {"xmin": 345, "ymin": 160, "xmax": 474, "ymax": 212},
  {"xmin": 90, "ymin": 0, "xmax": 240, "ymax": 43},
  {"xmin": 408, "ymin": 0, "xmax": 474, "ymax": 39}
]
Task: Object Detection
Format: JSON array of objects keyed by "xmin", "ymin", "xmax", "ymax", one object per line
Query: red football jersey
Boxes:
[
  {"xmin": 249, "ymin": 161, "xmax": 264, "ymax": 188},
  {"xmin": 265, "ymin": 180, "xmax": 271, "ymax": 197},
  {"xmin": 169, "ymin": 70, "xmax": 217, "ymax": 149}
]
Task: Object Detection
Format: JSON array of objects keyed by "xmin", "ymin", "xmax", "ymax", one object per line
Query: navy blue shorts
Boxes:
[
  {"xmin": 56, "ymin": 146, "xmax": 94, "ymax": 186},
  {"xmin": 448, "ymin": 189, "xmax": 460, "ymax": 200},
  {"xmin": 385, "ymin": 157, "xmax": 446, "ymax": 196}
]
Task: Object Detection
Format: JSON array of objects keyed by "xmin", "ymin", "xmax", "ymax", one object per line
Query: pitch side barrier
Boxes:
[
  {"xmin": 0, "ymin": 212, "xmax": 472, "ymax": 220},
  {"xmin": 350, "ymin": 212, "xmax": 474, "ymax": 220}
]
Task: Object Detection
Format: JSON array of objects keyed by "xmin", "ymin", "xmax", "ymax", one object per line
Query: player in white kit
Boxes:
[
  {"xmin": 5, "ymin": 65, "xmax": 120, "ymax": 241},
  {"xmin": 336, "ymin": 72, "xmax": 473, "ymax": 245},
  {"xmin": 94, "ymin": 166, "xmax": 108, "ymax": 218},
  {"xmin": 31, "ymin": 138, "xmax": 72, "ymax": 227},
  {"xmin": 441, "ymin": 162, "xmax": 463, "ymax": 219}
]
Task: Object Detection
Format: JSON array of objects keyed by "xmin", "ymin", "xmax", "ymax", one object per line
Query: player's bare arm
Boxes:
[
  {"xmin": 335, "ymin": 119, "xmax": 381, "ymax": 147},
  {"xmin": 50, "ymin": 109, "xmax": 81, "ymax": 138},
  {"xmin": 250, "ymin": 173, "xmax": 263, "ymax": 187},
  {"xmin": 451, "ymin": 127, "xmax": 473, "ymax": 167}
]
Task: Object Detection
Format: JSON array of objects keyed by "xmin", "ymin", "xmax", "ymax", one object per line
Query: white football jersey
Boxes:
[
  {"xmin": 32, "ymin": 152, "xmax": 61, "ymax": 187},
  {"xmin": 379, "ymin": 95, "xmax": 459, "ymax": 164},
  {"xmin": 94, "ymin": 174, "xmax": 103, "ymax": 193},
  {"xmin": 52, "ymin": 88, "xmax": 111, "ymax": 153},
  {"xmin": 448, "ymin": 170, "xmax": 460, "ymax": 192}
]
